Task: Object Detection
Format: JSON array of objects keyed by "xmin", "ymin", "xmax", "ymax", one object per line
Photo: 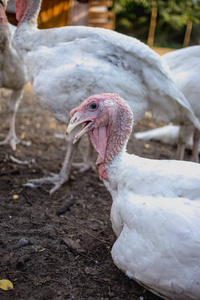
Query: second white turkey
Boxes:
[
  {"xmin": 14, "ymin": 0, "xmax": 200, "ymax": 193},
  {"xmin": 134, "ymin": 46, "xmax": 200, "ymax": 162}
]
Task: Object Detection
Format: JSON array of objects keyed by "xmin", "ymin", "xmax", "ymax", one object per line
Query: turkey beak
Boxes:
[
  {"xmin": 66, "ymin": 114, "xmax": 93, "ymax": 144},
  {"xmin": 66, "ymin": 116, "xmax": 78, "ymax": 136},
  {"xmin": 0, "ymin": 0, "xmax": 7, "ymax": 7}
]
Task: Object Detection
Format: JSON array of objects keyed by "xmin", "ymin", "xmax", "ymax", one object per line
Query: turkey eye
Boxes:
[{"xmin": 89, "ymin": 103, "xmax": 97, "ymax": 110}]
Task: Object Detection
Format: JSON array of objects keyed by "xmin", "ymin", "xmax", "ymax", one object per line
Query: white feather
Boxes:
[
  {"xmin": 134, "ymin": 124, "xmax": 198, "ymax": 150},
  {"xmin": 13, "ymin": 0, "xmax": 200, "ymax": 192},
  {"xmin": 134, "ymin": 46, "xmax": 200, "ymax": 159},
  {"xmin": 105, "ymin": 142, "xmax": 200, "ymax": 299}
]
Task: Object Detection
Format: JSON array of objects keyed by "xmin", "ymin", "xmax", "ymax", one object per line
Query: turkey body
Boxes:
[
  {"xmin": 14, "ymin": 25, "xmax": 199, "ymax": 126},
  {"xmin": 163, "ymin": 46, "xmax": 200, "ymax": 118},
  {"xmin": 134, "ymin": 123, "xmax": 200, "ymax": 153},
  {"xmin": 163, "ymin": 46, "xmax": 200, "ymax": 162},
  {"xmin": 134, "ymin": 124, "xmax": 181, "ymax": 146},
  {"xmin": 14, "ymin": 0, "xmax": 200, "ymax": 193},
  {"xmin": 0, "ymin": 22, "xmax": 26, "ymax": 95},
  {"xmin": 108, "ymin": 151, "xmax": 200, "ymax": 299},
  {"xmin": 0, "ymin": 1, "xmax": 28, "ymax": 150},
  {"xmin": 110, "ymin": 189, "xmax": 200, "ymax": 300},
  {"xmin": 67, "ymin": 93, "xmax": 200, "ymax": 300},
  {"xmin": 134, "ymin": 46, "xmax": 200, "ymax": 162}
]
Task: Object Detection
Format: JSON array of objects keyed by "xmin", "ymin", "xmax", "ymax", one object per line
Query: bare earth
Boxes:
[{"xmin": 0, "ymin": 58, "xmax": 192, "ymax": 300}]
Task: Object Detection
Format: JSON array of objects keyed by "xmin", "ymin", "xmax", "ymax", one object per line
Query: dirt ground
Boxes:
[{"xmin": 0, "ymin": 82, "xmax": 193, "ymax": 300}]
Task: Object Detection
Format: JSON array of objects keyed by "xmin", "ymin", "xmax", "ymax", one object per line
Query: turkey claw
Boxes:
[{"xmin": 27, "ymin": 173, "xmax": 68, "ymax": 194}]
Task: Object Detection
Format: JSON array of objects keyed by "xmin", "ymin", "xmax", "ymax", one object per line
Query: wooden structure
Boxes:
[
  {"xmin": 6, "ymin": 0, "xmax": 115, "ymax": 29},
  {"xmin": 38, "ymin": 0, "xmax": 72, "ymax": 28},
  {"xmin": 88, "ymin": 0, "xmax": 115, "ymax": 30},
  {"xmin": 38, "ymin": 0, "xmax": 115, "ymax": 29},
  {"xmin": 147, "ymin": 6, "xmax": 157, "ymax": 47},
  {"xmin": 147, "ymin": 5, "xmax": 195, "ymax": 48},
  {"xmin": 183, "ymin": 20, "xmax": 193, "ymax": 48}
]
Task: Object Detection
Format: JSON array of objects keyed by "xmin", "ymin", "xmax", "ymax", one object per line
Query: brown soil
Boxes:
[{"xmin": 0, "ymin": 85, "xmax": 192, "ymax": 300}]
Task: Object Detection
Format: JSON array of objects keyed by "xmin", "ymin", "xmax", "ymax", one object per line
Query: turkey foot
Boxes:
[
  {"xmin": 0, "ymin": 133, "xmax": 31, "ymax": 151},
  {"xmin": 27, "ymin": 139, "xmax": 80, "ymax": 194},
  {"xmin": 28, "ymin": 172, "xmax": 69, "ymax": 195}
]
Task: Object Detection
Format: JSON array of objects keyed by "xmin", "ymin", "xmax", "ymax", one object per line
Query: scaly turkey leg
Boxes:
[
  {"xmin": 192, "ymin": 128, "xmax": 200, "ymax": 163},
  {"xmin": 28, "ymin": 137, "xmax": 80, "ymax": 194}
]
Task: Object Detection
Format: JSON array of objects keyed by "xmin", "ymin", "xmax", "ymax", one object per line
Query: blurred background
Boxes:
[
  {"xmin": 6, "ymin": 0, "xmax": 200, "ymax": 49},
  {"xmin": 114, "ymin": 0, "xmax": 200, "ymax": 48}
]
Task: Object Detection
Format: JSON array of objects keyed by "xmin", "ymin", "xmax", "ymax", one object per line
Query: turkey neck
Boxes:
[
  {"xmin": 17, "ymin": 0, "xmax": 42, "ymax": 28},
  {"xmin": 90, "ymin": 98, "xmax": 133, "ymax": 181}
]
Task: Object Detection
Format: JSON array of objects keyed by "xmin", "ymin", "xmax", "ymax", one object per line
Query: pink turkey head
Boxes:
[{"xmin": 67, "ymin": 93, "xmax": 133, "ymax": 180}]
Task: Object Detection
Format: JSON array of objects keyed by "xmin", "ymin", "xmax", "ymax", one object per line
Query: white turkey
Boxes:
[
  {"xmin": 134, "ymin": 123, "xmax": 200, "ymax": 153},
  {"xmin": 163, "ymin": 46, "xmax": 200, "ymax": 162},
  {"xmin": 67, "ymin": 93, "xmax": 200, "ymax": 300},
  {"xmin": 0, "ymin": 0, "xmax": 28, "ymax": 150},
  {"xmin": 135, "ymin": 46, "xmax": 200, "ymax": 162},
  {"xmin": 14, "ymin": 0, "xmax": 200, "ymax": 193}
]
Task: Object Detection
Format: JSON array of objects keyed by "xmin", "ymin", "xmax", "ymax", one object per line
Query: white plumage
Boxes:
[
  {"xmin": 14, "ymin": 0, "xmax": 200, "ymax": 193},
  {"xmin": 163, "ymin": 46, "xmax": 200, "ymax": 162},
  {"xmin": 135, "ymin": 46, "xmax": 200, "ymax": 162},
  {"xmin": 134, "ymin": 123, "xmax": 200, "ymax": 153},
  {"xmin": 111, "ymin": 193, "xmax": 200, "ymax": 300},
  {"xmin": 136, "ymin": 46, "xmax": 200, "ymax": 162},
  {"xmin": 134, "ymin": 123, "xmax": 180, "ymax": 145},
  {"xmin": 67, "ymin": 93, "xmax": 200, "ymax": 300},
  {"xmin": 0, "ymin": 0, "xmax": 28, "ymax": 150}
]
